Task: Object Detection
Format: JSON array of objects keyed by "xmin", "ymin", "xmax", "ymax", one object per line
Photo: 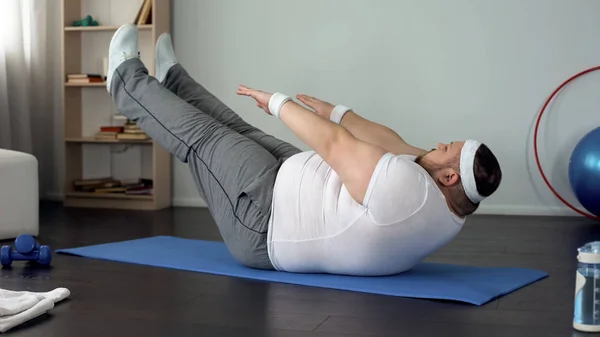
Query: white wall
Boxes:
[
  {"xmin": 169, "ymin": 0, "xmax": 600, "ymax": 216},
  {"xmin": 44, "ymin": 0, "xmax": 600, "ymax": 217}
]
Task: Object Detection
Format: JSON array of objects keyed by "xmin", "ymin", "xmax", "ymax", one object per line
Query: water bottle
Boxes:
[{"xmin": 574, "ymin": 241, "xmax": 600, "ymax": 332}]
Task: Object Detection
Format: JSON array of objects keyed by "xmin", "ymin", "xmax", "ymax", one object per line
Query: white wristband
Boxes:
[
  {"xmin": 268, "ymin": 93, "xmax": 292, "ymax": 119},
  {"xmin": 331, "ymin": 105, "xmax": 351, "ymax": 124}
]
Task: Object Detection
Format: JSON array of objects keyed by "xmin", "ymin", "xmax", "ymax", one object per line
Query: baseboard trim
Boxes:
[
  {"xmin": 42, "ymin": 192, "xmax": 209, "ymax": 208},
  {"xmin": 42, "ymin": 191, "xmax": 580, "ymax": 216},
  {"xmin": 172, "ymin": 196, "xmax": 207, "ymax": 208},
  {"xmin": 476, "ymin": 204, "xmax": 579, "ymax": 217}
]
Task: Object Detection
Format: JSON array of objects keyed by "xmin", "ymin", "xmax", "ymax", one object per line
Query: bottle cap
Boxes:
[{"xmin": 578, "ymin": 241, "xmax": 600, "ymax": 264}]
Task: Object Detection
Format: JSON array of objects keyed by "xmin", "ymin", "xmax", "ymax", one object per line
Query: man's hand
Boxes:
[
  {"xmin": 236, "ymin": 85, "xmax": 273, "ymax": 115},
  {"xmin": 296, "ymin": 94, "xmax": 335, "ymax": 119}
]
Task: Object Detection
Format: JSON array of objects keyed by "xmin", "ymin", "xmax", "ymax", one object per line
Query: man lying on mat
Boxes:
[{"xmin": 106, "ymin": 24, "xmax": 502, "ymax": 276}]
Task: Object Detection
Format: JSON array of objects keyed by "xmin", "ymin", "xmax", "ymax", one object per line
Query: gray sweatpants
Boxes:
[{"xmin": 110, "ymin": 58, "xmax": 301, "ymax": 269}]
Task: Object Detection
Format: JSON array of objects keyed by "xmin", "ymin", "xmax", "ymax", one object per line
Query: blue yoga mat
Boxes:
[{"xmin": 56, "ymin": 236, "xmax": 547, "ymax": 305}]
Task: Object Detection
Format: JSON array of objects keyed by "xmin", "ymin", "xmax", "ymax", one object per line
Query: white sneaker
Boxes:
[
  {"xmin": 155, "ymin": 33, "xmax": 178, "ymax": 83},
  {"xmin": 106, "ymin": 24, "xmax": 139, "ymax": 93}
]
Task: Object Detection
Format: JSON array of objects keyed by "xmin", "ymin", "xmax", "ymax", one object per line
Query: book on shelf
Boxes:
[
  {"xmin": 122, "ymin": 123, "xmax": 145, "ymax": 134},
  {"xmin": 95, "ymin": 187, "xmax": 128, "ymax": 193},
  {"xmin": 73, "ymin": 177, "xmax": 122, "ymax": 192},
  {"xmin": 66, "ymin": 73, "xmax": 105, "ymax": 84},
  {"xmin": 100, "ymin": 126, "xmax": 124, "ymax": 133},
  {"xmin": 68, "ymin": 73, "xmax": 103, "ymax": 79},
  {"xmin": 93, "ymin": 124, "xmax": 148, "ymax": 140},
  {"xmin": 73, "ymin": 177, "xmax": 153, "ymax": 195},
  {"xmin": 94, "ymin": 131, "xmax": 118, "ymax": 140},
  {"xmin": 126, "ymin": 187, "xmax": 153, "ymax": 195},
  {"xmin": 134, "ymin": 0, "xmax": 152, "ymax": 25},
  {"xmin": 123, "ymin": 129, "xmax": 146, "ymax": 134},
  {"xmin": 119, "ymin": 120, "xmax": 149, "ymax": 139},
  {"xmin": 117, "ymin": 133, "xmax": 149, "ymax": 140}
]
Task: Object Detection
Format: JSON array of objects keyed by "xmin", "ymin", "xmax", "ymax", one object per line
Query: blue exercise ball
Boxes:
[{"xmin": 569, "ymin": 127, "xmax": 600, "ymax": 217}]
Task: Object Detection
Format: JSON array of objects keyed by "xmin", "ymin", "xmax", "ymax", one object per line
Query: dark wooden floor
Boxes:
[{"xmin": 1, "ymin": 201, "xmax": 598, "ymax": 336}]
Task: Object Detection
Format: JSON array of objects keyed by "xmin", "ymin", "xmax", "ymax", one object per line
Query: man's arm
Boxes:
[
  {"xmin": 339, "ymin": 111, "xmax": 427, "ymax": 157},
  {"xmin": 296, "ymin": 94, "xmax": 427, "ymax": 157},
  {"xmin": 236, "ymin": 86, "xmax": 386, "ymax": 205},
  {"xmin": 278, "ymin": 101, "xmax": 387, "ymax": 205}
]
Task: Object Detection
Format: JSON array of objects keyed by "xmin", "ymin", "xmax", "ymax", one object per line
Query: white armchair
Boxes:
[{"xmin": 0, "ymin": 149, "xmax": 39, "ymax": 240}]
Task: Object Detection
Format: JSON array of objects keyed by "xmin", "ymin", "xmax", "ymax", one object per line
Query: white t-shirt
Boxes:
[{"xmin": 266, "ymin": 151, "xmax": 465, "ymax": 276}]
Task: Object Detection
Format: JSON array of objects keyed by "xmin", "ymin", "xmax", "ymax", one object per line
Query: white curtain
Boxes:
[
  {"xmin": 0, "ymin": 0, "xmax": 55, "ymax": 195},
  {"xmin": 0, "ymin": 0, "xmax": 50, "ymax": 153}
]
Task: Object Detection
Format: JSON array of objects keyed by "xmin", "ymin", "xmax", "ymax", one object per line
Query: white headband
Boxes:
[{"xmin": 460, "ymin": 140, "xmax": 485, "ymax": 204}]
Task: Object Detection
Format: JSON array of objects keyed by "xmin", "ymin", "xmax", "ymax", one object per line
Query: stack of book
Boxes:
[
  {"xmin": 66, "ymin": 73, "xmax": 105, "ymax": 84},
  {"xmin": 72, "ymin": 177, "xmax": 153, "ymax": 195},
  {"xmin": 118, "ymin": 120, "xmax": 149, "ymax": 140},
  {"xmin": 94, "ymin": 126, "xmax": 122, "ymax": 140},
  {"xmin": 93, "ymin": 121, "xmax": 149, "ymax": 141}
]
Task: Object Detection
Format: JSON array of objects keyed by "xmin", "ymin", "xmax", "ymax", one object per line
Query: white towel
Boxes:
[{"xmin": 0, "ymin": 288, "xmax": 70, "ymax": 332}]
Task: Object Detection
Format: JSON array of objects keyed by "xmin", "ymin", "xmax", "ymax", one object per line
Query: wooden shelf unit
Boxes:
[{"xmin": 61, "ymin": 0, "xmax": 172, "ymax": 210}]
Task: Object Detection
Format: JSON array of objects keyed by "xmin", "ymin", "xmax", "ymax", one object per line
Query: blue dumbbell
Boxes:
[
  {"xmin": 14, "ymin": 234, "xmax": 40, "ymax": 254},
  {"xmin": 0, "ymin": 235, "xmax": 52, "ymax": 267},
  {"xmin": 0, "ymin": 245, "xmax": 52, "ymax": 267}
]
